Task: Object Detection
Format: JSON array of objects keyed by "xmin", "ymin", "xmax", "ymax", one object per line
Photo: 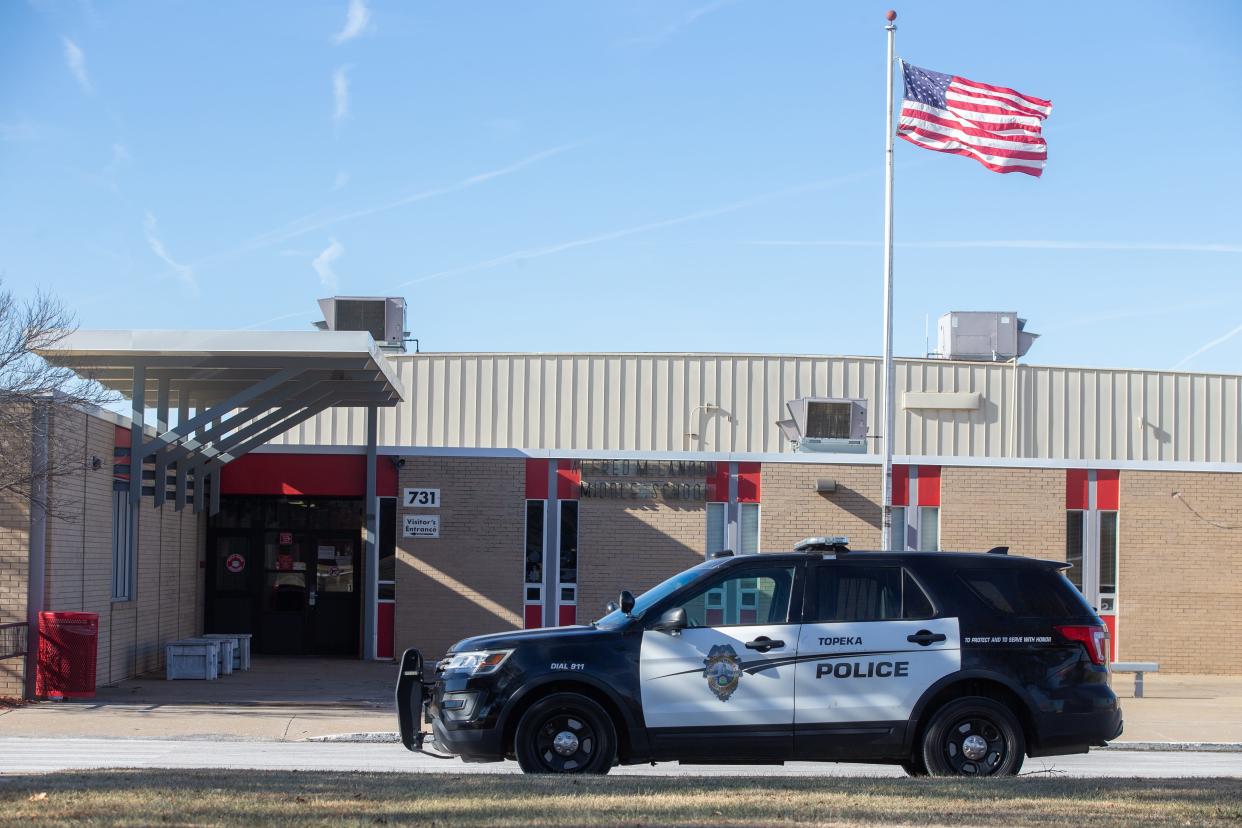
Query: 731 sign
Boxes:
[{"xmin": 404, "ymin": 488, "xmax": 440, "ymax": 508}]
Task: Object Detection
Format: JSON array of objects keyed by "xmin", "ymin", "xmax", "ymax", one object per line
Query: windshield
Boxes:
[{"xmin": 593, "ymin": 558, "xmax": 726, "ymax": 629}]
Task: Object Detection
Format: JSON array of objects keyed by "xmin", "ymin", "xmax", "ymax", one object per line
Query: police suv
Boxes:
[{"xmin": 396, "ymin": 539, "xmax": 1122, "ymax": 776}]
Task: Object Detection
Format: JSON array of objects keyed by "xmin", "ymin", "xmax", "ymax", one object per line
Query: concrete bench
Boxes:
[
  {"xmin": 203, "ymin": 634, "xmax": 251, "ymax": 671},
  {"xmin": 165, "ymin": 640, "xmax": 220, "ymax": 680},
  {"xmin": 1112, "ymin": 661, "xmax": 1160, "ymax": 698}
]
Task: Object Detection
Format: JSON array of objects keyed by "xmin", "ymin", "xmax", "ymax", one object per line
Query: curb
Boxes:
[
  {"xmin": 1099, "ymin": 742, "xmax": 1242, "ymax": 753},
  {"xmin": 308, "ymin": 732, "xmax": 401, "ymax": 743}
]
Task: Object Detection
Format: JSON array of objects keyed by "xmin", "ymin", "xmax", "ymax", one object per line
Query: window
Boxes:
[
  {"xmin": 810, "ymin": 565, "xmax": 934, "ymax": 622},
  {"xmin": 1099, "ymin": 511, "xmax": 1118, "ymax": 596},
  {"xmin": 111, "ymin": 488, "xmax": 134, "ymax": 601},
  {"xmin": 559, "ymin": 501, "xmax": 578, "ymax": 585},
  {"xmin": 959, "ymin": 568, "xmax": 1084, "ymax": 618},
  {"xmin": 706, "ymin": 502, "xmax": 726, "ymax": 555},
  {"xmin": 1065, "ymin": 510, "xmax": 1084, "ymax": 591},
  {"xmin": 738, "ymin": 503, "xmax": 760, "ymax": 554},
  {"xmin": 891, "ymin": 505, "xmax": 939, "ymax": 551},
  {"xmin": 378, "ymin": 497, "xmax": 396, "ymax": 601},
  {"xmin": 679, "ymin": 565, "xmax": 795, "ymax": 627},
  {"xmin": 524, "ymin": 501, "xmax": 544, "ymax": 585}
]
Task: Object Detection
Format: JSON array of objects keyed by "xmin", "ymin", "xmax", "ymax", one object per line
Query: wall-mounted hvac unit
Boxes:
[
  {"xmin": 776, "ymin": 397, "xmax": 869, "ymax": 454},
  {"xmin": 314, "ymin": 296, "xmax": 407, "ymax": 350}
]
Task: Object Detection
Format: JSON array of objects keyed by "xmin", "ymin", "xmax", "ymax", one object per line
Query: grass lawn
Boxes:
[{"xmin": 0, "ymin": 770, "xmax": 1240, "ymax": 827}]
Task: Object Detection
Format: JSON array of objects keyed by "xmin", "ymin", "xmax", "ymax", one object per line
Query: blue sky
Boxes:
[{"xmin": 2, "ymin": 1, "xmax": 1240, "ymax": 371}]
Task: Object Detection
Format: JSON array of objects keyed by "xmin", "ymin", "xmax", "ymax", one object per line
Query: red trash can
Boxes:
[{"xmin": 36, "ymin": 611, "xmax": 99, "ymax": 699}]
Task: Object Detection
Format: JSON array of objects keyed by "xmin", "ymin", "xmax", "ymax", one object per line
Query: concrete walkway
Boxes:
[
  {"xmin": 2, "ymin": 660, "xmax": 1239, "ymax": 745},
  {"xmin": 0, "ymin": 657, "xmax": 395, "ymax": 741}
]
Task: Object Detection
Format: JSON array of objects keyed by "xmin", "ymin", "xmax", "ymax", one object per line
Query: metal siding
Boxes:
[{"xmin": 265, "ymin": 353, "xmax": 1242, "ymax": 464}]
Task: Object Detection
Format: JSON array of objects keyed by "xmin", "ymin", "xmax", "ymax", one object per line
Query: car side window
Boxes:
[
  {"xmin": 811, "ymin": 564, "xmax": 934, "ymax": 622},
  {"xmin": 678, "ymin": 565, "xmax": 796, "ymax": 628}
]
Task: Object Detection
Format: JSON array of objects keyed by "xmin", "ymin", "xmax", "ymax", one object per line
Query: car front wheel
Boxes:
[
  {"xmin": 514, "ymin": 692, "xmax": 616, "ymax": 775},
  {"xmin": 921, "ymin": 696, "xmax": 1025, "ymax": 777}
]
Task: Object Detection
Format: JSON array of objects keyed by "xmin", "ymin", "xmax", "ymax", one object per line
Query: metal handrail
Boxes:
[{"xmin": 0, "ymin": 622, "xmax": 28, "ymax": 660}]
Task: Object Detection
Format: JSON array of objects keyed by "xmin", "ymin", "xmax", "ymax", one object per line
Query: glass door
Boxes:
[
  {"xmin": 310, "ymin": 535, "xmax": 359, "ymax": 655},
  {"xmin": 259, "ymin": 530, "xmax": 312, "ymax": 654}
]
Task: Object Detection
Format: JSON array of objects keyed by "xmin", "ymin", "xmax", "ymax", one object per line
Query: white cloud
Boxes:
[
  {"xmin": 332, "ymin": 170, "xmax": 350, "ymax": 191},
  {"xmin": 63, "ymin": 36, "xmax": 90, "ymax": 92},
  {"xmin": 143, "ymin": 211, "xmax": 197, "ymax": 294},
  {"xmin": 103, "ymin": 142, "xmax": 129, "ymax": 176},
  {"xmin": 621, "ymin": 0, "xmax": 738, "ymax": 47},
  {"xmin": 333, "ymin": 66, "xmax": 350, "ymax": 127},
  {"xmin": 332, "ymin": 0, "xmax": 372, "ymax": 45},
  {"xmin": 312, "ymin": 238, "xmax": 344, "ymax": 291}
]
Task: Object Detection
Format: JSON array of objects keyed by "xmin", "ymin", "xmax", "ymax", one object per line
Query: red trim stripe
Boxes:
[{"xmin": 953, "ymin": 76, "xmax": 1052, "ymax": 110}]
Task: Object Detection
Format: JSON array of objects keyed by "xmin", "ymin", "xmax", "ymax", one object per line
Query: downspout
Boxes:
[{"xmin": 25, "ymin": 399, "xmax": 50, "ymax": 699}]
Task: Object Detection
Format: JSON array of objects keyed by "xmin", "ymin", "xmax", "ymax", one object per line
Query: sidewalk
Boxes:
[
  {"xmin": 2, "ymin": 661, "xmax": 1239, "ymax": 745},
  {"xmin": 0, "ymin": 656, "xmax": 395, "ymax": 741}
]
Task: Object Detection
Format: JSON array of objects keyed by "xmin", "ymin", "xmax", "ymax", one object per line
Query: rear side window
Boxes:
[
  {"xmin": 959, "ymin": 567, "xmax": 1088, "ymax": 618},
  {"xmin": 811, "ymin": 565, "xmax": 935, "ymax": 622}
]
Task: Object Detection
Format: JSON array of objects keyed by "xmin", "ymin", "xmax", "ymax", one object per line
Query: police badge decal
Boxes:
[{"xmin": 703, "ymin": 644, "xmax": 742, "ymax": 701}]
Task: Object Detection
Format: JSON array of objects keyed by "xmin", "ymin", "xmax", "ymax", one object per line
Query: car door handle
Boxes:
[
  {"xmin": 907, "ymin": 630, "xmax": 946, "ymax": 646},
  {"xmin": 744, "ymin": 636, "xmax": 785, "ymax": 653}
]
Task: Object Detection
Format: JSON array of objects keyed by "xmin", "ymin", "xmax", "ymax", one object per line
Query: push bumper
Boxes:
[
  {"xmin": 395, "ymin": 647, "xmax": 506, "ymax": 761},
  {"xmin": 395, "ymin": 648, "xmax": 434, "ymax": 751}
]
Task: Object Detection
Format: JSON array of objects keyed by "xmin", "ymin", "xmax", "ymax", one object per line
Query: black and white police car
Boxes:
[{"xmin": 396, "ymin": 538, "xmax": 1122, "ymax": 776}]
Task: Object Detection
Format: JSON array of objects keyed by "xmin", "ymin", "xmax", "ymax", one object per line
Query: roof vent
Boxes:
[{"xmin": 314, "ymin": 296, "xmax": 407, "ymax": 351}]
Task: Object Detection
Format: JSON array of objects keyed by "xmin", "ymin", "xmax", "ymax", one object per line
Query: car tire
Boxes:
[
  {"xmin": 514, "ymin": 692, "xmax": 616, "ymax": 775},
  {"xmin": 921, "ymin": 696, "xmax": 1025, "ymax": 777},
  {"xmin": 900, "ymin": 754, "xmax": 928, "ymax": 777}
]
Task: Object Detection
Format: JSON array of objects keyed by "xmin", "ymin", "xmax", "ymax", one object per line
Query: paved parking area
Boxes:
[{"xmin": 0, "ymin": 737, "xmax": 1239, "ymax": 778}]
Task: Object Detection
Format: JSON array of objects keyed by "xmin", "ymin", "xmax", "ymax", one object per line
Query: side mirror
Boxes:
[
  {"xmin": 605, "ymin": 601, "xmax": 619, "ymax": 614},
  {"xmin": 652, "ymin": 606, "xmax": 687, "ymax": 634},
  {"xmin": 619, "ymin": 590, "xmax": 635, "ymax": 616}
]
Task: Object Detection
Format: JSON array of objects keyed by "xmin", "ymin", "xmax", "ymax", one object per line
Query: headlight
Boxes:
[{"xmin": 441, "ymin": 649, "xmax": 514, "ymax": 676}]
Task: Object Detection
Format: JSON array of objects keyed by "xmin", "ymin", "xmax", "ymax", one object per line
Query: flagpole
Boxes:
[{"xmin": 880, "ymin": 10, "xmax": 897, "ymax": 551}]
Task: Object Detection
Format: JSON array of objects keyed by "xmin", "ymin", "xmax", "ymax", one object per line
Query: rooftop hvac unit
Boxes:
[
  {"xmin": 776, "ymin": 397, "xmax": 869, "ymax": 454},
  {"xmin": 936, "ymin": 312, "xmax": 1038, "ymax": 361},
  {"xmin": 314, "ymin": 296, "xmax": 407, "ymax": 350}
]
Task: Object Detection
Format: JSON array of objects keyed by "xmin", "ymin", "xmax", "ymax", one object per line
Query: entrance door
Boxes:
[
  {"xmin": 310, "ymin": 536, "xmax": 359, "ymax": 655},
  {"xmin": 257, "ymin": 530, "xmax": 360, "ymax": 655},
  {"xmin": 209, "ymin": 533, "xmax": 255, "ymax": 636},
  {"xmin": 639, "ymin": 561, "xmax": 800, "ymax": 760}
]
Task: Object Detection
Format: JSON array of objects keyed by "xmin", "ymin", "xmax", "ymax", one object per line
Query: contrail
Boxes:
[
  {"xmin": 155, "ymin": 143, "xmax": 581, "ymax": 285},
  {"xmin": 397, "ymin": 169, "xmax": 873, "ymax": 288},
  {"xmin": 1174, "ymin": 322, "xmax": 1242, "ymax": 369}
]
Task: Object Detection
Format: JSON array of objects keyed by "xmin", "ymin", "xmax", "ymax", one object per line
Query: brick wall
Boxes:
[
  {"xmin": 0, "ymin": 412, "xmax": 30, "ymax": 697},
  {"xmin": 939, "ymin": 466, "xmax": 1065, "ymax": 560},
  {"xmin": 1118, "ymin": 471, "xmax": 1242, "ymax": 674},
  {"xmin": 760, "ymin": 463, "xmax": 882, "ymax": 551},
  {"xmin": 394, "ymin": 457, "xmax": 525, "ymax": 662},
  {"xmin": 578, "ymin": 499, "xmax": 707, "ymax": 625},
  {"xmin": 33, "ymin": 408, "xmax": 204, "ymax": 693}
]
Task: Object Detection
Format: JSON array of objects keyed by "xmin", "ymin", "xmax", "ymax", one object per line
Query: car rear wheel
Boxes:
[
  {"xmin": 514, "ymin": 692, "xmax": 616, "ymax": 775},
  {"xmin": 921, "ymin": 696, "xmax": 1025, "ymax": 777}
]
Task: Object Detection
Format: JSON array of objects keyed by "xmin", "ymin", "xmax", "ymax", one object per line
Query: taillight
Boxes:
[{"xmin": 1055, "ymin": 624, "xmax": 1110, "ymax": 666}]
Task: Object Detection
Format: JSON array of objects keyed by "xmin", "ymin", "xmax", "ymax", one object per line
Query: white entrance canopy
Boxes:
[
  {"xmin": 39, "ymin": 329, "xmax": 404, "ymax": 514},
  {"xmin": 39, "ymin": 328, "xmax": 403, "ymax": 662}
]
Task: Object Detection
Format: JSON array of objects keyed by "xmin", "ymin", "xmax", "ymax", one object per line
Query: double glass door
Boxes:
[{"xmin": 209, "ymin": 529, "xmax": 360, "ymax": 655}]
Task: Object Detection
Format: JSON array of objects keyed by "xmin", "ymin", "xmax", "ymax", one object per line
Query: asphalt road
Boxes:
[{"xmin": 0, "ymin": 738, "xmax": 1239, "ymax": 777}]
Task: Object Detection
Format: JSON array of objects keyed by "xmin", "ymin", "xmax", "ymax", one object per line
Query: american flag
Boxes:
[{"xmin": 898, "ymin": 62, "xmax": 1052, "ymax": 177}]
